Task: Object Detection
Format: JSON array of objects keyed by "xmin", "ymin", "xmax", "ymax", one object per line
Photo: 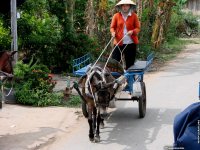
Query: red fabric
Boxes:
[{"xmin": 110, "ymin": 12, "xmax": 140, "ymax": 45}]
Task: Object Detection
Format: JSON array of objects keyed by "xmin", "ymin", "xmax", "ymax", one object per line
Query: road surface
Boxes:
[{"xmin": 43, "ymin": 43, "xmax": 200, "ymax": 150}]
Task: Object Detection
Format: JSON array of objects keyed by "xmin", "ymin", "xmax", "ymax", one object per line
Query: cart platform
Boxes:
[
  {"xmin": 127, "ymin": 52, "xmax": 154, "ymax": 73},
  {"xmin": 73, "ymin": 53, "xmax": 154, "ymax": 76}
]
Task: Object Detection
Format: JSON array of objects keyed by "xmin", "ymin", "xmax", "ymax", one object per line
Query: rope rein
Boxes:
[
  {"xmin": 117, "ymin": 44, "xmax": 128, "ymax": 70},
  {"xmin": 102, "ymin": 33, "xmax": 128, "ymax": 73},
  {"xmin": 85, "ymin": 33, "xmax": 129, "ymax": 106}
]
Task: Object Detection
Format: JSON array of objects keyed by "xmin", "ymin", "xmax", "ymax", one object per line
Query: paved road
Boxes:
[{"xmin": 45, "ymin": 44, "xmax": 200, "ymax": 150}]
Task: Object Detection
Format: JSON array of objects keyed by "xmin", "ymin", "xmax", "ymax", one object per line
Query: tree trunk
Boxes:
[
  {"xmin": 66, "ymin": 0, "xmax": 75, "ymax": 31},
  {"xmin": 137, "ymin": 0, "xmax": 143, "ymax": 19},
  {"xmin": 151, "ymin": 0, "xmax": 176, "ymax": 49},
  {"xmin": 85, "ymin": 0, "xmax": 95, "ymax": 37},
  {"xmin": 96, "ymin": 0, "xmax": 110, "ymax": 46},
  {"xmin": 138, "ymin": 0, "xmax": 154, "ymax": 46}
]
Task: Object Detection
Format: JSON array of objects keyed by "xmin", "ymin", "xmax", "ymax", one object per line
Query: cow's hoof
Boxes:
[
  {"xmin": 89, "ymin": 137, "xmax": 94, "ymax": 142},
  {"xmin": 94, "ymin": 136, "xmax": 100, "ymax": 143},
  {"xmin": 89, "ymin": 134, "xmax": 94, "ymax": 142}
]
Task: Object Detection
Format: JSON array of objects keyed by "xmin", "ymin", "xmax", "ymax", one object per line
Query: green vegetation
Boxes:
[
  {"xmin": 14, "ymin": 60, "xmax": 63, "ymax": 106},
  {"xmin": 155, "ymin": 38, "xmax": 199, "ymax": 65},
  {"xmin": 0, "ymin": 17, "xmax": 11, "ymax": 50},
  {"xmin": 13, "ymin": 58, "xmax": 82, "ymax": 107},
  {"xmin": 64, "ymin": 95, "xmax": 82, "ymax": 107},
  {"xmin": 156, "ymin": 39, "xmax": 186, "ymax": 63}
]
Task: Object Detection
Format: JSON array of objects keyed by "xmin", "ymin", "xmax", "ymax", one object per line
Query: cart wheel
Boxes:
[
  {"xmin": 82, "ymin": 101, "xmax": 88, "ymax": 118},
  {"xmin": 138, "ymin": 82, "xmax": 146, "ymax": 118}
]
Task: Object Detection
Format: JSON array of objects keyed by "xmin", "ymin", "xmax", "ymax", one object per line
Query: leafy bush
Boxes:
[
  {"xmin": 184, "ymin": 12, "xmax": 199, "ymax": 29},
  {"xmin": 64, "ymin": 95, "xmax": 81, "ymax": 107},
  {"xmin": 16, "ymin": 0, "xmax": 100, "ymax": 72},
  {"xmin": 14, "ymin": 60, "xmax": 63, "ymax": 106},
  {"xmin": 0, "ymin": 17, "xmax": 11, "ymax": 50},
  {"xmin": 17, "ymin": 10, "xmax": 62, "ymax": 67},
  {"xmin": 174, "ymin": 11, "xmax": 199, "ymax": 37}
]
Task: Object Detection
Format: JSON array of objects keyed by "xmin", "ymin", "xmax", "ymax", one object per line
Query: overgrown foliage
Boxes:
[
  {"xmin": 0, "ymin": 16, "xmax": 11, "ymax": 50},
  {"xmin": 47, "ymin": 0, "xmax": 99, "ymax": 72},
  {"xmin": 65, "ymin": 95, "xmax": 82, "ymax": 107},
  {"xmin": 14, "ymin": 60, "xmax": 63, "ymax": 106},
  {"xmin": 18, "ymin": 0, "xmax": 62, "ymax": 68},
  {"xmin": 139, "ymin": 0, "xmax": 199, "ymax": 53},
  {"xmin": 0, "ymin": 0, "xmax": 199, "ymax": 72},
  {"xmin": 15, "ymin": 0, "xmax": 99, "ymax": 72}
]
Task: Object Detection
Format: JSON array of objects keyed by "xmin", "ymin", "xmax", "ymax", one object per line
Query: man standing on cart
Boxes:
[{"xmin": 110, "ymin": 0, "xmax": 140, "ymax": 70}]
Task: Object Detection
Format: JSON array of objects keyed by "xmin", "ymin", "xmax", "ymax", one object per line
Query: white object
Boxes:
[
  {"xmin": 116, "ymin": 0, "xmax": 136, "ymax": 6},
  {"xmin": 66, "ymin": 76, "xmax": 71, "ymax": 87},
  {"xmin": 132, "ymin": 82, "xmax": 142, "ymax": 97},
  {"xmin": 114, "ymin": 75, "xmax": 127, "ymax": 93},
  {"xmin": 17, "ymin": 12, "xmax": 20, "ymax": 19},
  {"xmin": 109, "ymin": 98, "xmax": 116, "ymax": 108}
]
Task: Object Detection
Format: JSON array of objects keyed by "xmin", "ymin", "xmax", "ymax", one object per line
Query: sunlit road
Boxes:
[{"xmin": 45, "ymin": 43, "xmax": 200, "ymax": 150}]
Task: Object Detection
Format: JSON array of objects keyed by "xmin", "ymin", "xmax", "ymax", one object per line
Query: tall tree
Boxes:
[
  {"xmin": 151, "ymin": 0, "xmax": 176, "ymax": 49},
  {"xmin": 138, "ymin": 0, "xmax": 155, "ymax": 51},
  {"xmin": 85, "ymin": 0, "xmax": 95, "ymax": 36},
  {"xmin": 66, "ymin": 0, "xmax": 75, "ymax": 31},
  {"xmin": 137, "ymin": 0, "xmax": 143, "ymax": 19},
  {"xmin": 96, "ymin": 0, "xmax": 111, "ymax": 47}
]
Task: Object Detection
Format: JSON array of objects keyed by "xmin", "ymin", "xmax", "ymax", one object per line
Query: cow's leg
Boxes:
[
  {"xmin": 100, "ymin": 106, "xmax": 107, "ymax": 129},
  {"xmin": 94, "ymin": 107, "xmax": 101, "ymax": 142},
  {"xmin": 93, "ymin": 107, "xmax": 97, "ymax": 132},
  {"xmin": 88, "ymin": 105, "xmax": 94, "ymax": 141},
  {"xmin": 100, "ymin": 115, "xmax": 105, "ymax": 129}
]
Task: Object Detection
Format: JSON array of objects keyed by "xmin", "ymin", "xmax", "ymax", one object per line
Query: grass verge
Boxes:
[
  {"xmin": 153, "ymin": 38, "xmax": 200, "ymax": 69},
  {"xmin": 63, "ymin": 95, "xmax": 82, "ymax": 108}
]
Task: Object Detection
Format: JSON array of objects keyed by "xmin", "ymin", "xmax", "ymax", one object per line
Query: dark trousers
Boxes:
[{"xmin": 112, "ymin": 43, "xmax": 137, "ymax": 70}]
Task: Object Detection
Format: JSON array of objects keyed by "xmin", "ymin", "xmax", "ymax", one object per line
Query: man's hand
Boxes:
[{"xmin": 111, "ymin": 32, "xmax": 115, "ymax": 37}]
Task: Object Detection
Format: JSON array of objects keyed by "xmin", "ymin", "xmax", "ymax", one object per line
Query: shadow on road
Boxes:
[
  {"xmin": 0, "ymin": 127, "xmax": 62, "ymax": 150},
  {"xmin": 98, "ymin": 107, "xmax": 181, "ymax": 150}
]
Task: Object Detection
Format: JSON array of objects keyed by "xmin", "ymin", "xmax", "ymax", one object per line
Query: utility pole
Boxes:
[{"xmin": 11, "ymin": 0, "xmax": 18, "ymax": 64}]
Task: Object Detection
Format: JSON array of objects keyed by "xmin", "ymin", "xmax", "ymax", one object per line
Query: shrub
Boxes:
[
  {"xmin": 14, "ymin": 60, "xmax": 63, "ymax": 106},
  {"xmin": 0, "ymin": 17, "xmax": 11, "ymax": 50},
  {"xmin": 64, "ymin": 95, "xmax": 81, "ymax": 108},
  {"xmin": 174, "ymin": 12, "xmax": 199, "ymax": 37}
]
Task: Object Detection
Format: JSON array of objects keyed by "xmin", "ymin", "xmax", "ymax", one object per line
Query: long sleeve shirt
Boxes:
[{"xmin": 110, "ymin": 12, "xmax": 140, "ymax": 45}]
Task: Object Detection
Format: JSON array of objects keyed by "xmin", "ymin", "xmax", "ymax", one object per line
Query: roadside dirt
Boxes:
[{"xmin": 0, "ymin": 76, "xmax": 83, "ymax": 150}]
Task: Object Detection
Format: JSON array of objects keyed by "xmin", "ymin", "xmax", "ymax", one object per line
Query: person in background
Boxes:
[{"xmin": 110, "ymin": 0, "xmax": 140, "ymax": 70}]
